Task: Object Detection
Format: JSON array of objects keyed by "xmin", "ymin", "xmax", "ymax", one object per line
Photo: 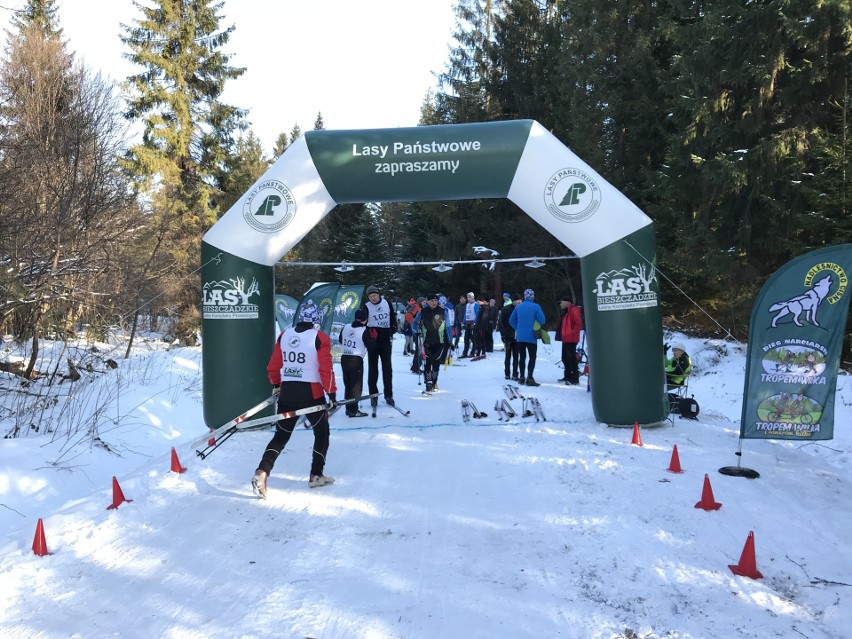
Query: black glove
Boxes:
[
  {"xmin": 328, "ymin": 392, "xmax": 337, "ymax": 405},
  {"xmin": 663, "ymin": 342, "xmax": 670, "ymax": 353}
]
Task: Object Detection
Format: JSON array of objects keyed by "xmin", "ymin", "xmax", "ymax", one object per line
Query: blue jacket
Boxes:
[{"xmin": 509, "ymin": 300, "xmax": 545, "ymax": 344}]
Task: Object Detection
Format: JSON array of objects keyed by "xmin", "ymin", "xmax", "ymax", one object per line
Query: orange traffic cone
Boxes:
[
  {"xmin": 170, "ymin": 447, "xmax": 187, "ymax": 474},
  {"xmin": 667, "ymin": 445, "xmax": 684, "ymax": 473},
  {"xmin": 694, "ymin": 473, "xmax": 722, "ymax": 510},
  {"xmin": 106, "ymin": 476, "xmax": 133, "ymax": 510},
  {"xmin": 631, "ymin": 421, "xmax": 643, "ymax": 446},
  {"xmin": 729, "ymin": 531, "xmax": 763, "ymax": 579},
  {"xmin": 32, "ymin": 518, "xmax": 51, "ymax": 556}
]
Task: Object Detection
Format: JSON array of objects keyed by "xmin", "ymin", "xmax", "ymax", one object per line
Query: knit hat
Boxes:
[
  {"xmin": 466, "ymin": 292, "xmax": 475, "ymax": 299},
  {"xmin": 438, "ymin": 295, "xmax": 447, "ymax": 305},
  {"xmin": 366, "ymin": 285, "xmax": 379, "ymax": 295},
  {"xmin": 524, "ymin": 288, "xmax": 535, "ymax": 300},
  {"xmin": 427, "ymin": 293, "xmax": 439, "ymax": 301},
  {"xmin": 354, "ymin": 308, "xmax": 368, "ymax": 323},
  {"xmin": 672, "ymin": 343, "xmax": 686, "ymax": 352},
  {"xmin": 299, "ymin": 303, "xmax": 320, "ymax": 324},
  {"xmin": 503, "ymin": 292, "xmax": 510, "ymax": 299}
]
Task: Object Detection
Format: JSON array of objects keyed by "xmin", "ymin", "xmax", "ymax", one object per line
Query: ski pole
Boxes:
[
  {"xmin": 195, "ymin": 394, "xmax": 379, "ymax": 459},
  {"xmin": 195, "ymin": 391, "xmax": 279, "ymax": 449}
]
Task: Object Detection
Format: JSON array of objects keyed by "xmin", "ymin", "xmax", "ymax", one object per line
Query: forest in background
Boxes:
[{"xmin": 0, "ymin": 0, "xmax": 849, "ymax": 373}]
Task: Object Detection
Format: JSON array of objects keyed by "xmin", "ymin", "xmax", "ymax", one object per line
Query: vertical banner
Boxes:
[
  {"xmin": 580, "ymin": 225, "xmax": 665, "ymax": 426},
  {"xmin": 329, "ymin": 285, "xmax": 366, "ymax": 362},
  {"xmin": 741, "ymin": 245, "xmax": 852, "ymax": 441},
  {"xmin": 201, "ymin": 242, "xmax": 275, "ymax": 428},
  {"xmin": 274, "ymin": 294, "xmax": 299, "ymax": 331},
  {"xmin": 295, "ymin": 283, "xmax": 340, "ymax": 335}
]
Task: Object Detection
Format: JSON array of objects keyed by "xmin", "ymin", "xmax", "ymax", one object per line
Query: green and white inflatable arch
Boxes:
[{"xmin": 201, "ymin": 120, "xmax": 664, "ymax": 428}]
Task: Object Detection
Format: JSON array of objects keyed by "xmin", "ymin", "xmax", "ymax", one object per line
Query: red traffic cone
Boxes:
[
  {"xmin": 32, "ymin": 518, "xmax": 51, "ymax": 556},
  {"xmin": 106, "ymin": 476, "xmax": 133, "ymax": 510},
  {"xmin": 631, "ymin": 421, "xmax": 643, "ymax": 446},
  {"xmin": 170, "ymin": 447, "xmax": 187, "ymax": 474},
  {"xmin": 694, "ymin": 473, "xmax": 722, "ymax": 511},
  {"xmin": 667, "ymin": 445, "xmax": 684, "ymax": 473},
  {"xmin": 729, "ymin": 531, "xmax": 763, "ymax": 579}
]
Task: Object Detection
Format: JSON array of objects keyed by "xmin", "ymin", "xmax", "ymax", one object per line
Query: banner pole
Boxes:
[{"xmin": 719, "ymin": 435, "xmax": 760, "ymax": 478}]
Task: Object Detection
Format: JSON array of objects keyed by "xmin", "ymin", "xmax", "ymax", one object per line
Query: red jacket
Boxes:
[
  {"xmin": 556, "ymin": 305, "xmax": 582, "ymax": 343},
  {"xmin": 267, "ymin": 324, "xmax": 337, "ymax": 399}
]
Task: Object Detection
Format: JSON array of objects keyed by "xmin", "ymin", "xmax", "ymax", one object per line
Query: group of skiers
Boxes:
[{"xmin": 251, "ymin": 283, "xmax": 585, "ymax": 500}]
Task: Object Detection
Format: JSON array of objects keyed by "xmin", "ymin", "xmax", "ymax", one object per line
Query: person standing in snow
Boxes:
[
  {"xmin": 453, "ymin": 294, "xmax": 466, "ymax": 350},
  {"xmin": 252, "ymin": 304, "xmax": 337, "ymax": 498},
  {"xmin": 339, "ymin": 308, "xmax": 370, "ymax": 417},
  {"xmin": 509, "ymin": 288, "xmax": 546, "ymax": 386},
  {"xmin": 413, "ymin": 293, "xmax": 451, "ymax": 394},
  {"xmin": 438, "ymin": 294, "xmax": 454, "ymax": 365},
  {"xmin": 361, "ymin": 284, "xmax": 396, "ymax": 407},
  {"xmin": 555, "ymin": 296, "xmax": 583, "ymax": 385},
  {"xmin": 459, "ymin": 292, "xmax": 480, "ymax": 358},
  {"xmin": 483, "ymin": 298, "xmax": 498, "ymax": 352},
  {"xmin": 402, "ymin": 298, "xmax": 419, "ymax": 355},
  {"xmin": 498, "ymin": 293, "xmax": 520, "ymax": 381}
]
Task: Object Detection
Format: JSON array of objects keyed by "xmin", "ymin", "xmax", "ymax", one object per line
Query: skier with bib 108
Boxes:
[{"xmin": 252, "ymin": 304, "xmax": 337, "ymax": 499}]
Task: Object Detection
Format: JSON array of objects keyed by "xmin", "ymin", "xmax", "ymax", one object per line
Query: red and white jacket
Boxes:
[{"xmin": 267, "ymin": 323, "xmax": 336, "ymax": 400}]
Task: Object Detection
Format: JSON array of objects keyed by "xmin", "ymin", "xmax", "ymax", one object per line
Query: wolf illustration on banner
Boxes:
[{"xmin": 768, "ymin": 274, "xmax": 832, "ymax": 328}]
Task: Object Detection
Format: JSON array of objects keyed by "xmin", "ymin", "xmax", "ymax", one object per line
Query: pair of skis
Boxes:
[
  {"xmin": 503, "ymin": 385, "xmax": 546, "ymax": 421},
  {"xmin": 504, "ymin": 384, "xmax": 525, "ymax": 400},
  {"xmin": 460, "ymin": 399, "xmax": 487, "ymax": 422},
  {"xmin": 371, "ymin": 400, "xmax": 411, "ymax": 418},
  {"xmin": 523, "ymin": 396, "xmax": 547, "ymax": 422},
  {"xmin": 494, "ymin": 399, "xmax": 516, "ymax": 421},
  {"xmin": 196, "ymin": 392, "xmax": 380, "ymax": 460}
]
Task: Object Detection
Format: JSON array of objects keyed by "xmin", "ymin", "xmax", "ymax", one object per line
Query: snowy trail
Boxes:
[{"xmin": 2, "ymin": 338, "xmax": 851, "ymax": 638}]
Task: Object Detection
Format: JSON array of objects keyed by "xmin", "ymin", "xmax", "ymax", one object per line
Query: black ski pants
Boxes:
[
  {"xmin": 424, "ymin": 342, "xmax": 444, "ymax": 387},
  {"xmin": 462, "ymin": 322, "xmax": 475, "ymax": 356},
  {"xmin": 503, "ymin": 335, "xmax": 519, "ymax": 378},
  {"xmin": 561, "ymin": 342, "xmax": 580, "ymax": 383},
  {"xmin": 340, "ymin": 354, "xmax": 364, "ymax": 414},
  {"xmin": 517, "ymin": 341, "xmax": 538, "ymax": 379},
  {"xmin": 367, "ymin": 341, "xmax": 394, "ymax": 400},
  {"xmin": 259, "ymin": 384, "xmax": 329, "ymax": 478}
]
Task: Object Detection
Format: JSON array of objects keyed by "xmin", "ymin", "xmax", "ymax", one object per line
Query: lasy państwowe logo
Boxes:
[{"xmin": 243, "ymin": 179, "xmax": 296, "ymax": 233}]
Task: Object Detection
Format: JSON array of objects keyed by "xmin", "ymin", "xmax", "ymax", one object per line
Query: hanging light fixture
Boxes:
[
  {"xmin": 432, "ymin": 262, "xmax": 453, "ymax": 272},
  {"xmin": 525, "ymin": 258, "xmax": 546, "ymax": 268},
  {"xmin": 334, "ymin": 261, "xmax": 354, "ymax": 273}
]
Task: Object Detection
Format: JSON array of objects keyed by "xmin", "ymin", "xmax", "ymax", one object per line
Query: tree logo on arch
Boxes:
[
  {"xmin": 242, "ymin": 179, "xmax": 296, "ymax": 233},
  {"xmin": 544, "ymin": 168, "xmax": 601, "ymax": 223}
]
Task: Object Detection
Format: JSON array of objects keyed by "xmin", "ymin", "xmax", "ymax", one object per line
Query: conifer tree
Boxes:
[
  {"xmin": 120, "ymin": 0, "xmax": 247, "ymax": 339},
  {"xmin": 11, "ymin": 0, "xmax": 62, "ymax": 38}
]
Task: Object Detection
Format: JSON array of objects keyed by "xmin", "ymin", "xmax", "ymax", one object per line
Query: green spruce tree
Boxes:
[{"xmin": 120, "ymin": 0, "xmax": 247, "ymax": 339}]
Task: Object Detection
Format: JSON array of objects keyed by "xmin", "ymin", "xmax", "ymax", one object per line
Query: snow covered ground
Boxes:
[{"xmin": 1, "ymin": 330, "xmax": 850, "ymax": 639}]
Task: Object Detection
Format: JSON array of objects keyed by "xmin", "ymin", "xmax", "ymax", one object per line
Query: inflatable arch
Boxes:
[{"xmin": 201, "ymin": 120, "xmax": 665, "ymax": 428}]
